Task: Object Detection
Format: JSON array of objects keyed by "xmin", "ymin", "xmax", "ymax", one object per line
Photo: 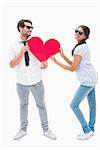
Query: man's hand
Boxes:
[
  {"xmin": 9, "ymin": 46, "xmax": 29, "ymax": 68},
  {"xmin": 40, "ymin": 60, "xmax": 48, "ymax": 69},
  {"xmin": 20, "ymin": 46, "xmax": 29, "ymax": 56}
]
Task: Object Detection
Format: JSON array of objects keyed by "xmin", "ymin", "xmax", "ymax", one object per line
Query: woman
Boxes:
[{"xmin": 51, "ymin": 25, "xmax": 98, "ymax": 140}]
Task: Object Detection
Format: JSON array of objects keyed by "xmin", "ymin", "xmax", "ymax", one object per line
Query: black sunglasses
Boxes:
[
  {"xmin": 75, "ymin": 29, "xmax": 85, "ymax": 35},
  {"xmin": 24, "ymin": 25, "xmax": 33, "ymax": 30}
]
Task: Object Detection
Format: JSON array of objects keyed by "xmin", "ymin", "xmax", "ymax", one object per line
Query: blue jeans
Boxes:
[
  {"xmin": 17, "ymin": 81, "xmax": 49, "ymax": 132},
  {"xmin": 70, "ymin": 85, "xmax": 96, "ymax": 133}
]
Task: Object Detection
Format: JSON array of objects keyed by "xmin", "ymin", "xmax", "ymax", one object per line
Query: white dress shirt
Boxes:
[{"xmin": 9, "ymin": 38, "xmax": 42, "ymax": 85}]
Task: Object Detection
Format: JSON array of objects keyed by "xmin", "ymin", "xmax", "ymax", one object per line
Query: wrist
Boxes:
[
  {"xmin": 62, "ymin": 53, "xmax": 65, "ymax": 57},
  {"xmin": 60, "ymin": 53, "xmax": 64, "ymax": 57},
  {"xmin": 20, "ymin": 50, "xmax": 25, "ymax": 56},
  {"xmin": 19, "ymin": 51, "xmax": 24, "ymax": 58},
  {"xmin": 54, "ymin": 59, "xmax": 58, "ymax": 64}
]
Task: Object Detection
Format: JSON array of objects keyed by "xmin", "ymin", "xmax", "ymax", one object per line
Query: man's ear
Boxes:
[{"xmin": 19, "ymin": 26, "xmax": 22, "ymax": 32}]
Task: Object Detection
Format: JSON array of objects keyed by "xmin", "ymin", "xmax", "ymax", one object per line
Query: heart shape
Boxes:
[{"xmin": 28, "ymin": 37, "xmax": 60, "ymax": 62}]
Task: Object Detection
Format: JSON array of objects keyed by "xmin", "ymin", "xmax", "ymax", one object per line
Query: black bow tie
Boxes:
[{"xmin": 22, "ymin": 41, "xmax": 30, "ymax": 66}]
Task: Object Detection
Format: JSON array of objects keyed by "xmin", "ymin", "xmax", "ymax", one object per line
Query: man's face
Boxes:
[{"xmin": 20, "ymin": 22, "xmax": 33, "ymax": 37}]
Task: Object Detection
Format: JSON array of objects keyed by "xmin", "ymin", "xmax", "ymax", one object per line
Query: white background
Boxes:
[{"xmin": 0, "ymin": 0, "xmax": 100, "ymax": 150}]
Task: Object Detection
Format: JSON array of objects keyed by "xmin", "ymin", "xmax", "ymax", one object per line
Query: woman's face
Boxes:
[{"xmin": 75, "ymin": 27, "xmax": 86, "ymax": 43}]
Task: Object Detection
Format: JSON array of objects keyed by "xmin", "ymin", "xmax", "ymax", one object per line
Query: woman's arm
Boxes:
[
  {"xmin": 51, "ymin": 55, "xmax": 81, "ymax": 72},
  {"xmin": 60, "ymin": 48, "xmax": 72, "ymax": 65}
]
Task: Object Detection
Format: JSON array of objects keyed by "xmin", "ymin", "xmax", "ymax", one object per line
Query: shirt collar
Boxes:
[{"xmin": 19, "ymin": 36, "xmax": 32, "ymax": 43}]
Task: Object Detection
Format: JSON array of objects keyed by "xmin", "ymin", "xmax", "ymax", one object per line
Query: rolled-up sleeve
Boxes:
[{"xmin": 9, "ymin": 45, "xmax": 16, "ymax": 61}]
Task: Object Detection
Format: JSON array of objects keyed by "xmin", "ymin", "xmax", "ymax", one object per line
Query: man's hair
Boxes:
[{"xmin": 17, "ymin": 19, "xmax": 32, "ymax": 32}]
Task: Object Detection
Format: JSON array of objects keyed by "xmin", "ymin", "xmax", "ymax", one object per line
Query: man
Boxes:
[{"xmin": 9, "ymin": 19, "xmax": 56, "ymax": 140}]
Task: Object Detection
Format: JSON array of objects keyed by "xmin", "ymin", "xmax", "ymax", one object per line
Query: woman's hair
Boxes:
[
  {"xmin": 17, "ymin": 19, "xmax": 32, "ymax": 32},
  {"xmin": 72, "ymin": 25, "xmax": 90, "ymax": 56}
]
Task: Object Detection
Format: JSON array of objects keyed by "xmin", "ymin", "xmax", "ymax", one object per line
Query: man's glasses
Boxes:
[
  {"xmin": 24, "ymin": 25, "xmax": 33, "ymax": 30},
  {"xmin": 75, "ymin": 29, "xmax": 85, "ymax": 35}
]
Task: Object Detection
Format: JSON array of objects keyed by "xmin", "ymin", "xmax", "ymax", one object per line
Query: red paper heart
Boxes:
[{"xmin": 28, "ymin": 37, "xmax": 60, "ymax": 62}]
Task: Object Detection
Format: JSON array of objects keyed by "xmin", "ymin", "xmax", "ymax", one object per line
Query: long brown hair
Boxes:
[{"xmin": 72, "ymin": 25, "xmax": 90, "ymax": 56}]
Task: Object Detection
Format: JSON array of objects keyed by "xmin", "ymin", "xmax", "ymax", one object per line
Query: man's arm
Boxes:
[{"xmin": 9, "ymin": 46, "xmax": 28, "ymax": 68}]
